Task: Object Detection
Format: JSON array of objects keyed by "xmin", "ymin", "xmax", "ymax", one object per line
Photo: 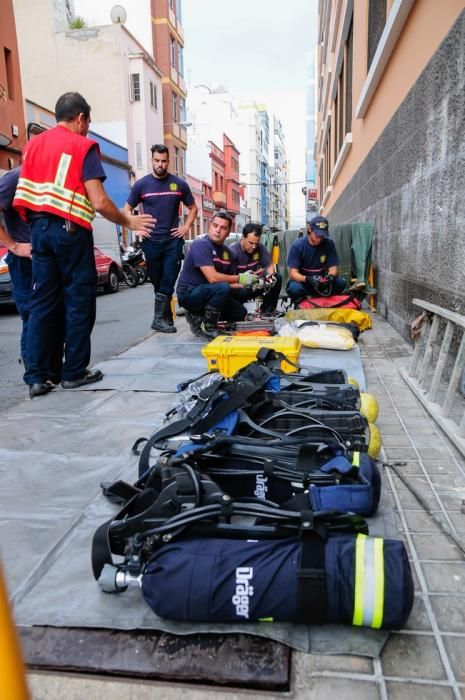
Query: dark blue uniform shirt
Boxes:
[
  {"xmin": 127, "ymin": 172, "xmax": 195, "ymax": 241},
  {"xmin": 0, "ymin": 168, "xmax": 31, "ymax": 243},
  {"xmin": 177, "ymin": 237, "xmax": 234, "ymax": 293},
  {"xmin": 287, "ymin": 236, "xmax": 339, "ymax": 275},
  {"xmin": 229, "ymin": 241, "xmax": 272, "ymax": 273}
]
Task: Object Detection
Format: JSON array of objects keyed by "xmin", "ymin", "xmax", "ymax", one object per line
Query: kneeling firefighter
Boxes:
[{"xmin": 176, "ymin": 211, "xmax": 259, "ymax": 339}]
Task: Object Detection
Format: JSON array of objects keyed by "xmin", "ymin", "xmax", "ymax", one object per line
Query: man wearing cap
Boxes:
[{"xmin": 286, "ymin": 216, "xmax": 346, "ymax": 305}]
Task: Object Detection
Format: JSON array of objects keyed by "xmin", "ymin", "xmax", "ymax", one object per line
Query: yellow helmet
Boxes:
[
  {"xmin": 368, "ymin": 423, "xmax": 382, "ymax": 459},
  {"xmin": 360, "ymin": 393, "xmax": 379, "ymax": 423}
]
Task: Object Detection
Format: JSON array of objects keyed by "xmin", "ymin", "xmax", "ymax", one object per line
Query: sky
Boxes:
[{"xmin": 182, "ymin": 0, "xmax": 318, "ymax": 226}]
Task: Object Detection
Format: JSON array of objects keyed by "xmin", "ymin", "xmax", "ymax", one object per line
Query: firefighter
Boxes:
[
  {"xmin": 286, "ymin": 216, "xmax": 346, "ymax": 305},
  {"xmin": 13, "ymin": 92, "xmax": 154, "ymax": 398}
]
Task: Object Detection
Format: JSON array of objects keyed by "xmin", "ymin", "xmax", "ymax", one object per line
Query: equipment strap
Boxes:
[{"xmin": 298, "ymin": 529, "xmax": 327, "ymax": 624}]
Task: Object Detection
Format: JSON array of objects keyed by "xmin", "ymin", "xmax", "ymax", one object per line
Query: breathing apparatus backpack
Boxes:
[
  {"xmin": 92, "ymin": 472, "xmax": 413, "ymax": 630},
  {"xmin": 171, "ymin": 440, "xmax": 381, "ymax": 516}
]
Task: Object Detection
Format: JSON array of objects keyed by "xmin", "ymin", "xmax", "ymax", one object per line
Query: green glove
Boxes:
[{"xmin": 238, "ymin": 271, "xmax": 259, "ymax": 288}]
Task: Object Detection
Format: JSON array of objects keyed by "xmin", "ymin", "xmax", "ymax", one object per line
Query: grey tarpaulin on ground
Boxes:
[{"xmin": 1, "ymin": 336, "xmax": 388, "ymax": 653}]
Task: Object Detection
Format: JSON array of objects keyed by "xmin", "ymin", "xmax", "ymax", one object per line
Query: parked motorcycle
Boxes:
[{"xmin": 120, "ymin": 244, "xmax": 147, "ymax": 287}]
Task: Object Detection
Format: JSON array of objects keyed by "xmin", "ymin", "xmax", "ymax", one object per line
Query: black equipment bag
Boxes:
[{"xmin": 141, "ymin": 533, "xmax": 414, "ymax": 629}]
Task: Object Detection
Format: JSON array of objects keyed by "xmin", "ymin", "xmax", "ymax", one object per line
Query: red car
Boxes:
[
  {"xmin": 0, "ymin": 245, "xmax": 121, "ymax": 304},
  {"xmin": 94, "ymin": 246, "xmax": 121, "ymax": 294}
]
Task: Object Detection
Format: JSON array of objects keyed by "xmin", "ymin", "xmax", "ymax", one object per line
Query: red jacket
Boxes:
[{"xmin": 14, "ymin": 125, "xmax": 99, "ymax": 230}]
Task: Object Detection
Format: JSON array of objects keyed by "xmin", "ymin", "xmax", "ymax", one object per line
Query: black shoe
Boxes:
[
  {"xmin": 61, "ymin": 369, "xmax": 104, "ymax": 389},
  {"xmin": 29, "ymin": 382, "xmax": 54, "ymax": 398}
]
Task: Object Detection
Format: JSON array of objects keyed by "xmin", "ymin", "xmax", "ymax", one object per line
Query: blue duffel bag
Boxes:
[{"xmin": 141, "ymin": 533, "xmax": 414, "ymax": 629}]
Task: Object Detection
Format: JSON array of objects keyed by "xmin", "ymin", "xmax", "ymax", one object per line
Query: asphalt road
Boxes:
[{"xmin": 0, "ymin": 283, "xmax": 156, "ymax": 413}]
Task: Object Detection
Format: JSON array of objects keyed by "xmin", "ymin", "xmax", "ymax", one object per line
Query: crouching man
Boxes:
[
  {"xmin": 286, "ymin": 216, "xmax": 346, "ymax": 305},
  {"xmin": 176, "ymin": 212, "xmax": 258, "ymax": 339},
  {"xmin": 229, "ymin": 223, "xmax": 282, "ymax": 313}
]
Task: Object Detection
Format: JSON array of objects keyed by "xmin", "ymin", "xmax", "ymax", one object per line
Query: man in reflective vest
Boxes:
[{"xmin": 14, "ymin": 92, "xmax": 154, "ymax": 398}]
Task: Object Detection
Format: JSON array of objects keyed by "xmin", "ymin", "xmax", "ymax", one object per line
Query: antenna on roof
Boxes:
[{"xmin": 110, "ymin": 5, "xmax": 127, "ymax": 23}]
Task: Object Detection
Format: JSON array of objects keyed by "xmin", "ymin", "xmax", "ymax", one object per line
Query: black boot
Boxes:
[
  {"xmin": 185, "ymin": 310, "xmax": 204, "ymax": 338},
  {"xmin": 151, "ymin": 293, "xmax": 176, "ymax": 333},
  {"xmin": 200, "ymin": 306, "xmax": 222, "ymax": 339},
  {"xmin": 164, "ymin": 296, "xmax": 177, "ymax": 332}
]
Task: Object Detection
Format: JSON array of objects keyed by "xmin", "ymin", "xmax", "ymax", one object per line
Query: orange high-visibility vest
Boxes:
[{"xmin": 14, "ymin": 125, "xmax": 99, "ymax": 230}]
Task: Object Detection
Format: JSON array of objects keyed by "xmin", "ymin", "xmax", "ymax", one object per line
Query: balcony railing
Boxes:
[{"xmin": 212, "ymin": 191, "xmax": 226, "ymax": 206}]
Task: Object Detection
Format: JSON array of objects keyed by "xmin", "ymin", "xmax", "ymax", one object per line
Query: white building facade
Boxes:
[{"xmin": 13, "ymin": 0, "xmax": 164, "ymax": 179}]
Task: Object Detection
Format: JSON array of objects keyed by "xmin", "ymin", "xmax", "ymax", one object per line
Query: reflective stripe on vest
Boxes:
[
  {"xmin": 352, "ymin": 533, "xmax": 384, "ymax": 628},
  {"xmin": 15, "ymin": 153, "xmax": 94, "ymax": 225},
  {"xmin": 351, "ymin": 451, "xmax": 360, "ymax": 468}
]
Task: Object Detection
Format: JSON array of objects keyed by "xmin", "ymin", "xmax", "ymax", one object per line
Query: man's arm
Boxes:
[
  {"xmin": 123, "ymin": 202, "xmax": 152, "ymax": 240},
  {"xmin": 199, "ymin": 264, "xmax": 239, "ymax": 285},
  {"xmin": 85, "ymin": 179, "xmax": 155, "ymax": 235},
  {"xmin": 0, "ymin": 217, "xmax": 31, "ymax": 258},
  {"xmin": 289, "ymin": 267, "xmax": 307, "ymax": 283},
  {"xmin": 171, "ymin": 202, "xmax": 198, "ymax": 239}
]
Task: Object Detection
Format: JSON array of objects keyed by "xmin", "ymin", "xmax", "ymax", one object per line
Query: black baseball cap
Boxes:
[{"xmin": 307, "ymin": 216, "xmax": 329, "ymax": 237}]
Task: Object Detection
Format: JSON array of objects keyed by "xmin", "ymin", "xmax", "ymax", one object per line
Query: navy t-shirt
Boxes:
[
  {"xmin": 82, "ymin": 145, "xmax": 106, "ymax": 182},
  {"xmin": 287, "ymin": 236, "xmax": 339, "ymax": 275},
  {"xmin": 127, "ymin": 172, "xmax": 195, "ymax": 241},
  {"xmin": 230, "ymin": 241, "xmax": 272, "ymax": 273},
  {"xmin": 0, "ymin": 168, "xmax": 31, "ymax": 243},
  {"xmin": 177, "ymin": 237, "xmax": 234, "ymax": 293}
]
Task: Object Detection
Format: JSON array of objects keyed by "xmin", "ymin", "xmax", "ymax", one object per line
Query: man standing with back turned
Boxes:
[
  {"xmin": 14, "ymin": 91, "xmax": 154, "ymax": 398},
  {"xmin": 124, "ymin": 144, "xmax": 198, "ymax": 333}
]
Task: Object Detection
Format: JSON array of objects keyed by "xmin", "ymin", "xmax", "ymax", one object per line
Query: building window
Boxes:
[
  {"xmin": 345, "ymin": 19, "xmax": 353, "ymax": 135},
  {"xmin": 179, "ymin": 96, "xmax": 186, "ymax": 123},
  {"xmin": 170, "ymin": 35, "xmax": 176, "ymax": 67},
  {"xmin": 181, "ymin": 148, "xmax": 186, "ymax": 177},
  {"xmin": 149, "ymin": 81, "xmax": 157, "ymax": 110},
  {"xmin": 172, "ymin": 91, "xmax": 178, "ymax": 122},
  {"xmin": 367, "ymin": 0, "xmax": 387, "ymax": 70},
  {"xmin": 178, "ymin": 45, "xmax": 184, "ymax": 77},
  {"xmin": 135, "ymin": 142, "xmax": 143, "ymax": 170},
  {"xmin": 4, "ymin": 48, "xmax": 14, "ymax": 100},
  {"xmin": 174, "ymin": 146, "xmax": 179, "ymax": 175},
  {"xmin": 130, "ymin": 73, "xmax": 140, "ymax": 102},
  {"xmin": 334, "ymin": 16, "xmax": 353, "ymax": 157}
]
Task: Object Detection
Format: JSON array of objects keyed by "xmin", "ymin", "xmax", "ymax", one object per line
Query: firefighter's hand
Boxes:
[
  {"xmin": 11, "ymin": 242, "xmax": 32, "ymax": 258},
  {"xmin": 251, "ymin": 277, "xmax": 265, "ymax": 292},
  {"xmin": 238, "ymin": 271, "xmax": 259, "ymax": 288},
  {"xmin": 305, "ymin": 275, "xmax": 319, "ymax": 290},
  {"xmin": 128, "ymin": 213, "xmax": 155, "ymax": 238}
]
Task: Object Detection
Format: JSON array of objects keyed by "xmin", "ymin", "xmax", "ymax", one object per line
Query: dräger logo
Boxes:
[
  {"xmin": 254, "ymin": 474, "xmax": 268, "ymax": 499},
  {"xmin": 232, "ymin": 567, "xmax": 254, "ymax": 618}
]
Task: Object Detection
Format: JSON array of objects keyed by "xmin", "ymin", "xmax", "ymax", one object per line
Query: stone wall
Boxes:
[{"xmin": 329, "ymin": 10, "xmax": 465, "ymax": 341}]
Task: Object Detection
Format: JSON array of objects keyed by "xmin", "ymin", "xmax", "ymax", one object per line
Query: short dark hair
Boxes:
[
  {"xmin": 55, "ymin": 92, "xmax": 91, "ymax": 122},
  {"xmin": 242, "ymin": 222, "xmax": 262, "ymax": 237},
  {"xmin": 151, "ymin": 144, "xmax": 169, "ymax": 156},
  {"xmin": 212, "ymin": 211, "xmax": 233, "ymax": 231}
]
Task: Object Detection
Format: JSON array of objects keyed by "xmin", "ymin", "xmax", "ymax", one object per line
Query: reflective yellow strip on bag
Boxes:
[
  {"xmin": 352, "ymin": 534, "xmax": 384, "ymax": 628},
  {"xmin": 351, "ymin": 451, "xmax": 360, "ymax": 468}
]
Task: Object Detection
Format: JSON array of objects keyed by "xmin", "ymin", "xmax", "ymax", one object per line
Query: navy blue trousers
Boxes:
[
  {"xmin": 178, "ymin": 282, "xmax": 247, "ymax": 322},
  {"xmin": 25, "ymin": 216, "xmax": 96, "ymax": 384},
  {"xmin": 6, "ymin": 252, "xmax": 32, "ymax": 364},
  {"xmin": 142, "ymin": 237, "xmax": 184, "ymax": 297}
]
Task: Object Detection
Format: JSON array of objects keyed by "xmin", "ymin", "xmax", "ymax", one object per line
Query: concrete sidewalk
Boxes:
[{"xmin": 2, "ymin": 312, "xmax": 465, "ymax": 699}]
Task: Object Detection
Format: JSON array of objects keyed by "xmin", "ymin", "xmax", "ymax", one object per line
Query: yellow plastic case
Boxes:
[{"xmin": 201, "ymin": 336, "xmax": 301, "ymax": 377}]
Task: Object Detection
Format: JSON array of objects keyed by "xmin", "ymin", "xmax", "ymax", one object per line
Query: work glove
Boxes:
[
  {"xmin": 305, "ymin": 275, "xmax": 319, "ymax": 291},
  {"xmin": 238, "ymin": 271, "xmax": 259, "ymax": 288},
  {"xmin": 251, "ymin": 277, "xmax": 265, "ymax": 293}
]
